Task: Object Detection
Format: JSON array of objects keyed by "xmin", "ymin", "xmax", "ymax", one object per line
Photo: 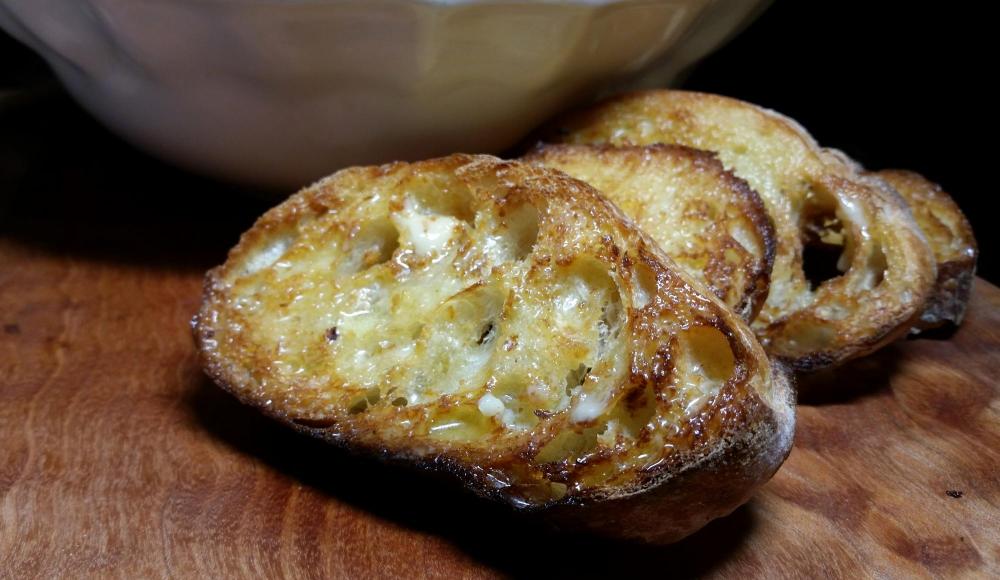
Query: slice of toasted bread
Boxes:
[
  {"xmin": 871, "ymin": 170, "xmax": 977, "ymax": 330},
  {"xmin": 523, "ymin": 143, "xmax": 775, "ymax": 323},
  {"xmin": 547, "ymin": 90, "xmax": 937, "ymax": 371},
  {"xmin": 193, "ymin": 154, "xmax": 794, "ymax": 543}
]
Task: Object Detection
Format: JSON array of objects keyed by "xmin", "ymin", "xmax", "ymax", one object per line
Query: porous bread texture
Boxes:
[
  {"xmin": 870, "ymin": 170, "xmax": 977, "ymax": 330},
  {"xmin": 523, "ymin": 143, "xmax": 775, "ymax": 323},
  {"xmin": 194, "ymin": 154, "xmax": 794, "ymax": 543},
  {"xmin": 548, "ymin": 90, "xmax": 937, "ymax": 371}
]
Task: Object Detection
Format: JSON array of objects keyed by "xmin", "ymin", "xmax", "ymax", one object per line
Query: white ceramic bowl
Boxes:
[{"xmin": 1, "ymin": 0, "xmax": 767, "ymax": 189}]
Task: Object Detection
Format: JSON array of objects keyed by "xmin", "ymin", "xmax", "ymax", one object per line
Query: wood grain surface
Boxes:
[{"xmin": 1, "ymin": 97, "xmax": 998, "ymax": 579}]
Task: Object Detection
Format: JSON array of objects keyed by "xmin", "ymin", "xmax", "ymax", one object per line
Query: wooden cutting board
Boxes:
[{"xmin": 1, "ymin": 104, "xmax": 998, "ymax": 579}]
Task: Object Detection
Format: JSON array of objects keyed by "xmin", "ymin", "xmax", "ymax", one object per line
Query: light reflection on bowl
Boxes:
[{"xmin": 0, "ymin": 0, "xmax": 769, "ymax": 189}]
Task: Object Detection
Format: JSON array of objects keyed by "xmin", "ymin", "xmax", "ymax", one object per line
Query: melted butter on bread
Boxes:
[{"xmin": 194, "ymin": 155, "xmax": 794, "ymax": 543}]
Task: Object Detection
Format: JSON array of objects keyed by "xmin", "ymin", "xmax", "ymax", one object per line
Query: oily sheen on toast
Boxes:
[
  {"xmin": 523, "ymin": 143, "xmax": 775, "ymax": 323},
  {"xmin": 871, "ymin": 170, "xmax": 977, "ymax": 329},
  {"xmin": 547, "ymin": 90, "xmax": 937, "ymax": 371},
  {"xmin": 193, "ymin": 154, "xmax": 794, "ymax": 543}
]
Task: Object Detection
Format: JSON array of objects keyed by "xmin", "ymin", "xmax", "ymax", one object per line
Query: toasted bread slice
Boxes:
[
  {"xmin": 523, "ymin": 143, "xmax": 775, "ymax": 323},
  {"xmin": 193, "ymin": 154, "xmax": 794, "ymax": 543},
  {"xmin": 547, "ymin": 90, "xmax": 937, "ymax": 371},
  {"xmin": 871, "ymin": 170, "xmax": 977, "ymax": 329}
]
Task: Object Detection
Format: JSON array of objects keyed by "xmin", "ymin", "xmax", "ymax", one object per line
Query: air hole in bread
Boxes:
[
  {"xmin": 411, "ymin": 177, "xmax": 476, "ymax": 224},
  {"xmin": 344, "ymin": 219, "xmax": 399, "ymax": 273},
  {"xmin": 677, "ymin": 325, "xmax": 735, "ymax": 414},
  {"xmin": 801, "ymin": 203, "xmax": 847, "ymax": 290},
  {"xmin": 241, "ymin": 232, "xmax": 295, "ymax": 276},
  {"xmin": 682, "ymin": 326, "xmax": 735, "ymax": 382},
  {"xmin": 553, "ymin": 258, "xmax": 624, "ymax": 359},
  {"xmin": 348, "ymin": 387, "xmax": 382, "ymax": 414},
  {"xmin": 801, "ymin": 243, "xmax": 843, "ymax": 291},
  {"xmin": 565, "ymin": 363, "xmax": 590, "ymax": 396},
  {"xmin": 477, "ymin": 322, "xmax": 497, "ymax": 346},
  {"xmin": 540, "ymin": 258, "xmax": 626, "ymax": 425},
  {"xmin": 597, "ymin": 296, "xmax": 623, "ymax": 357},
  {"xmin": 632, "ymin": 261, "xmax": 657, "ymax": 309},
  {"xmin": 502, "ymin": 203, "xmax": 540, "ymax": 261},
  {"xmin": 406, "ymin": 284, "xmax": 505, "ymax": 402}
]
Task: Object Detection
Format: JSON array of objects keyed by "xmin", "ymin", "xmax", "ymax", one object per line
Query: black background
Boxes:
[
  {"xmin": 680, "ymin": 0, "xmax": 993, "ymax": 281},
  {"xmin": 1, "ymin": 0, "xmax": 994, "ymax": 281}
]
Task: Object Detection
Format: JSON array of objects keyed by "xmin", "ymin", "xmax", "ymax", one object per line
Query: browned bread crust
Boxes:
[
  {"xmin": 523, "ymin": 143, "xmax": 775, "ymax": 323},
  {"xmin": 546, "ymin": 90, "xmax": 937, "ymax": 371},
  {"xmin": 872, "ymin": 169, "xmax": 977, "ymax": 329},
  {"xmin": 193, "ymin": 154, "xmax": 794, "ymax": 543}
]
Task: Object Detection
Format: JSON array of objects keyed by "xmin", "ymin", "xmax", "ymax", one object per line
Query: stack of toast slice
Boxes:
[
  {"xmin": 193, "ymin": 91, "xmax": 974, "ymax": 543},
  {"xmin": 532, "ymin": 90, "xmax": 976, "ymax": 371}
]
